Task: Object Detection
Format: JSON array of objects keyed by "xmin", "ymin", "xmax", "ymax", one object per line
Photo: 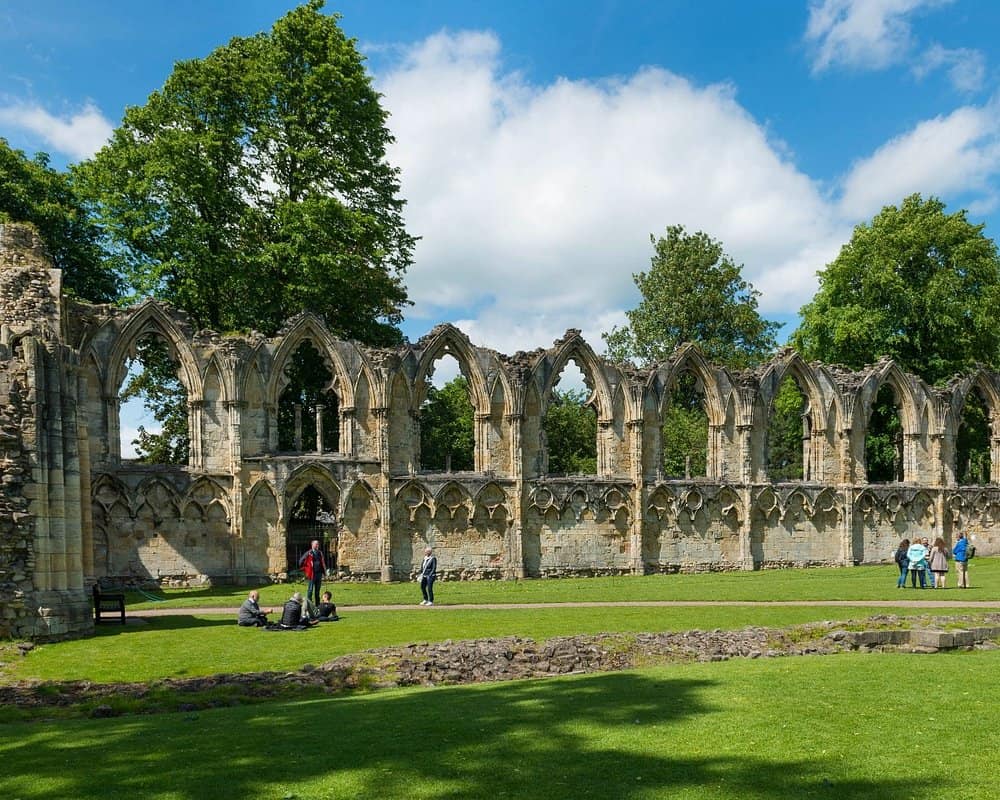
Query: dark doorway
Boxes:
[{"xmin": 286, "ymin": 486, "xmax": 338, "ymax": 573}]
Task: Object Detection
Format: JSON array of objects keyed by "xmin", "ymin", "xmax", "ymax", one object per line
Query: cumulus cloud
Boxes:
[
  {"xmin": 0, "ymin": 101, "xmax": 112, "ymax": 160},
  {"xmin": 378, "ymin": 31, "xmax": 839, "ymax": 352},
  {"xmin": 805, "ymin": 0, "xmax": 953, "ymax": 73},
  {"xmin": 839, "ymin": 102, "xmax": 1000, "ymax": 219}
]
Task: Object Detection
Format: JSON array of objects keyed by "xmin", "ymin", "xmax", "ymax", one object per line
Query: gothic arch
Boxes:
[
  {"xmin": 656, "ymin": 343, "xmax": 726, "ymax": 425},
  {"xmin": 950, "ymin": 369, "xmax": 1000, "ymax": 430},
  {"xmin": 412, "ymin": 324, "xmax": 493, "ymax": 413},
  {"xmin": 538, "ymin": 333, "xmax": 613, "ymax": 420},
  {"xmin": 282, "ymin": 464, "xmax": 341, "ymax": 521},
  {"xmin": 265, "ymin": 313, "xmax": 355, "ymax": 409},
  {"xmin": 759, "ymin": 352, "xmax": 827, "ymax": 431},
  {"xmin": 857, "ymin": 360, "xmax": 920, "ymax": 434},
  {"xmin": 105, "ymin": 301, "xmax": 201, "ymax": 401}
]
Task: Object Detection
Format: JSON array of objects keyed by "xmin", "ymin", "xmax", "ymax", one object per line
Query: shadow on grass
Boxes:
[
  {"xmin": 0, "ymin": 671, "xmax": 934, "ymax": 800},
  {"xmin": 99, "ymin": 615, "xmax": 238, "ymax": 635}
]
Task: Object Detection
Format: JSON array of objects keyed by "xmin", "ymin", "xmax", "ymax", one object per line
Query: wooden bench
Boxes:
[{"xmin": 92, "ymin": 584, "xmax": 126, "ymax": 625}]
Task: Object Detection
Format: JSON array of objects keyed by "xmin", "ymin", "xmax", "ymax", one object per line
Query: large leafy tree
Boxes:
[
  {"xmin": 0, "ymin": 138, "xmax": 120, "ymax": 302},
  {"xmin": 793, "ymin": 194, "xmax": 1000, "ymax": 483},
  {"xmin": 603, "ymin": 225, "xmax": 780, "ymax": 369},
  {"xmin": 604, "ymin": 226, "xmax": 779, "ymax": 477},
  {"xmin": 792, "ymin": 194, "xmax": 1000, "ymax": 383},
  {"xmin": 544, "ymin": 389, "xmax": 598, "ymax": 475},
  {"xmin": 77, "ymin": 0, "xmax": 413, "ymax": 342},
  {"xmin": 79, "ymin": 1, "xmax": 415, "ymax": 461},
  {"xmin": 420, "ymin": 377, "xmax": 475, "ymax": 472}
]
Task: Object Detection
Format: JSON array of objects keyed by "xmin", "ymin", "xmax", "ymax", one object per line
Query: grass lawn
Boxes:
[
  {"xmin": 1, "ymin": 649, "xmax": 994, "ymax": 799},
  {"xmin": 125, "ymin": 556, "xmax": 1000, "ymax": 609},
  {"xmin": 9, "ymin": 604, "xmax": 981, "ymax": 683}
]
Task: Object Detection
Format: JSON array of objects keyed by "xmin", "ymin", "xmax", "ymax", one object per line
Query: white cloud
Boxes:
[
  {"xmin": 838, "ymin": 103, "xmax": 1000, "ymax": 219},
  {"xmin": 0, "ymin": 101, "xmax": 112, "ymax": 161},
  {"xmin": 805, "ymin": 0, "xmax": 953, "ymax": 73},
  {"xmin": 914, "ymin": 44, "xmax": 986, "ymax": 93},
  {"xmin": 379, "ymin": 31, "xmax": 838, "ymax": 354}
]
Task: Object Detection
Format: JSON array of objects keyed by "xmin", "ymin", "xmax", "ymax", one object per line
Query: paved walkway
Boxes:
[{"xmin": 129, "ymin": 598, "xmax": 1000, "ymax": 617}]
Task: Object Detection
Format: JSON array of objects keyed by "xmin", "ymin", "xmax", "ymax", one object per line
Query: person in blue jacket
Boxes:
[
  {"xmin": 953, "ymin": 531, "xmax": 971, "ymax": 589},
  {"xmin": 906, "ymin": 538, "xmax": 929, "ymax": 588}
]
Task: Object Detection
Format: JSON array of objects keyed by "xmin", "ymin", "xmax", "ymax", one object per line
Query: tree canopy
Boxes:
[
  {"xmin": 76, "ymin": 0, "xmax": 413, "ymax": 344},
  {"xmin": 420, "ymin": 377, "xmax": 475, "ymax": 472},
  {"xmin": 544, "ymin": 389, "xmax": 598, "ymax": 475},
  {"xmin": 603, "ymin": 225, "xmax": 780, "ymax": 368},
  {"xmin": 792, "ymin": 194, "xmax": 1000, "ymax": 384},
  {"xmin": 0, "ymin": 138, "xmax": 120, "ymax": 302}
]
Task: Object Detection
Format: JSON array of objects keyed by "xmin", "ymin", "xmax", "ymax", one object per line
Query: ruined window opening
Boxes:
[
  {"xmin": 956, "ymin": 387, "xmax": 992, "ymax": 485},
  {"xmin": 543, "ymin": 358, "xmax": 597, "ymax": 476},
  {"xmin": 419, "ymin": 353, "xmax": 475, "ymax": 472},
  {"xmin": 662, "ymin": 370, "xmax": 708, "ymax": 479},
  {"xmin": 286, "ymin": 485, "xmax": 337, "ymax": 573},
  {"xmin": 767, "ymin": 374, "xmax": 808, "ymax": 482},
  {"xmin": 865, "ymin": 384, "xmax": 903, "ymax": 483},
  {"xmin": 119, "ymin": 333, "xmax": 189, "ymax": 465},
  {"xmin": 277, "ymin": 341, "xmax": 340, "ymax": 453}
]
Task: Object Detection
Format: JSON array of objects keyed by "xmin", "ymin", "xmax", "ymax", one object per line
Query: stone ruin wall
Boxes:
[{"xmin": 2, "ymin": 220, "xmax": 1000, "ymax": 639}]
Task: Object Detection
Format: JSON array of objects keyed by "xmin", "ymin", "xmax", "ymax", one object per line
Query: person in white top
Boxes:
[{"xmin": 418, "ymin": 547, "xmax": 438, "ymax": 605}]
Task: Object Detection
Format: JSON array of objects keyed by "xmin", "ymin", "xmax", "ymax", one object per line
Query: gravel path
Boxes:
[{"xmin": 128, "ymin": 598, "xmax": 1000, "ymax": 617}]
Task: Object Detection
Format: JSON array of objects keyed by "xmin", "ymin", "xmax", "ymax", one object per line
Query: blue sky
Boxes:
[{"xmin": 3, "ymin": 0, "xmax": 1000, "ymax": 356}]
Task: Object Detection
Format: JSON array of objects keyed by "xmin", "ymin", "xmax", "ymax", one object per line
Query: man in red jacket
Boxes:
[{"xmin": 299, "ymin": 539, "xmax": 327, "ymax": 607}]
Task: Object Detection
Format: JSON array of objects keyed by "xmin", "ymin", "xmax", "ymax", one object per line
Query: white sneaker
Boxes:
[
  {"xmin": 427, "ymin": 601, "xmax": 434, "ymax": 606},
  {"xmin": 419, "ymin": 600, "xmax": 427, "ymax": 605}
]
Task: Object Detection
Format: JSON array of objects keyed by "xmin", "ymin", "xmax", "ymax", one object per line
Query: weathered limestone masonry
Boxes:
[{"xmin": 2, "ymin": 219, "xmax": 1000, "ymax": 639}]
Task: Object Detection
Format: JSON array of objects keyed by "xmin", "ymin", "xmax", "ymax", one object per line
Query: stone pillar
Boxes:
[
  {"xmin": 839, "ymin": 428, "xmax": 855, "ymax": 483},
  {"xmin": 225, "ymin": 400, "xmax": 244, "ymax": 473},
  {"xmin": 340, "ymin": 405, "xmax": 356, "ymax": 457},
  {"xmin": 627, "ymin": 419, "xmax": 645, "ymax": 574},
  {"xmin": 708, "ymin": 424, "xmax": 724, "ymax": 479},
  {"xmin": 76, "ymin": 372, "xmax": 94, "ymax": 579},
  {"xmin": 506, "ymin": 413, "xmax": 525, "ymax": 578},
  {"xmin": 930, "ymin": 433, "xmax": 947, "ymax": 487},
  {"xmin": 597, "ymin": 418, "xmax": 613, "ymax": 478},
  {"xmin": 315, "ymin": 403, "xmax": 325, "ymax": 454},
  {"xmin": 736, "ymin": 424, "xmax": 753, "ymax": 484},
  {"xmin": 104, "ymin": 395, "xmax": 121, "ymax": 463},
  {"xmin": 373, "ymin": 407, "xmax": 393, "ymax": 582},
  {"xmin": 474, "ymin": 412, "xmax": 491, "ymax": 472},
  {"xmin": 840, "ymin": 486, "xmax": 855, "ymax": 566},
  {"xmin": 188, "ymin": 400, "xmax": 204, "ymax": 469},
  {"xmin": 904, "ymin": 432, "xmax": 920, "ymax": 482}
]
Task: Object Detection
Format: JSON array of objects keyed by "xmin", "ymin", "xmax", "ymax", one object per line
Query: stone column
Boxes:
[
  {"xmin": 474, "ymin": 412, "xmax": 491, "ymax": 472},
  {"xmin": 225, "ymin": 400, "xmax": 244, "ymax": 473},
  {"xmin": 505, "ymin": 413, "xmax": 525, "ymax": 578},
  {"xmin": 188, "ymin": 400, "xmax": 204, "ymax": 469},
  {"xmin": 736, "ymin": 424, "xmax": 753, "ymax": 484},
  {"xmin": 104, "ymin": 395, "xmax": 121, "ymax": 463},
  {"xmin": 373, "ymin": 407, "xmax": 393, "ymax": 582},
  {"xmin": 904, "ymin": 432, "xmax": 920, "ymax": 482},
  {"xmin": 340, "ymin": 405, "xmax": 356, "ymax": 457},
  {"xmin": 597, "ymin": 418, "xmax": 614, "ymax": 478},
  {"xmin": 627, "ymin": 419, "xmax": 645, "ymax": 574},
  {"xmin": 840, "ymin": 486, "xmax": 855, "ymax": 566},
  {"xmin": 76, "ymin": 371, "xmax": 94, "ymax": 580},
  {"xmin": 315, "ymin": 403, "xmax": 325, "ymax": 454}
]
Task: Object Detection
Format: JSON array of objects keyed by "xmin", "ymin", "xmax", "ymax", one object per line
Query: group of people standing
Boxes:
[{"xmin": 894, "ymin": 532, "xmax": 974, "ymax": 589}]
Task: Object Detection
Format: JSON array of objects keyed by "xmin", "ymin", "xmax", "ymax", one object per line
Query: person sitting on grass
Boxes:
[
  {"xmin": 279, "ymin": 591, "xmax": 317, "ymax": 629},
  {"xmin": 316, "ymin": 590, "xmax": 340, "ymax": 621},
  {"xmin": 237, "ymin": 590, "xmax": 270, "ymax": 627}
]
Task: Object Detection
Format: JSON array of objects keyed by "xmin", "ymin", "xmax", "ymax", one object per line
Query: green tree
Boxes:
[
  {"xmin": 77, "ymin": 0, "xmax": 413, "ymax": 341},
  {"xmin": 79, "ymin": 1, "xmax": 415, "ymax": 461},
  {"xmin": 544, "ymin": 389, "xmax": 598, "ymax": 475},
  {"xmin": 604, "ymin": 226, "xmax": 778, "ymax": 478},
  {"xmin": 792, "ymin": 194, "xmax": 1000, "ymax": 383},
  {"xmin": 793, "ymin": 194, "xmax": 1000, "ymax": 484},
  {"xmin": 603, "ymin": 225, "xmax": 780, "ymax": 368},
  {"xmin": 0, "ymin": 138, "xmax": 120, "ymax": 302},
  {"xmin": 767, "ymin": 376, "xmax": 806, "ymax": 481},
  {"xmin": 121, "ymin": 336, "xmax": 189, "ymax": 464},
  {"xmin": 420, "ymin": 377, "xmax": 475, "ymax": 472}
]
